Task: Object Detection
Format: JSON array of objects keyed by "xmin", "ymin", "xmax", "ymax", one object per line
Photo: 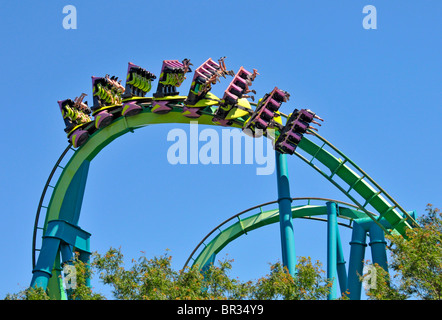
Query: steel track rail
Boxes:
[{"xmin": 183, "ymin": 197, "xmax": 375, "ymax": 269}]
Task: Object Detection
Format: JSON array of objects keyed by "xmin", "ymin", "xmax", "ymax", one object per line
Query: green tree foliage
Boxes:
[
  {"xmin": 92, "ymin": 248, "xmax": 331, "ymax": 300},
  {"xmin": 365, "ymin": 204, "xmax": 442, "ymax": 300},
  {"xmin": 252, "ymin": 257, "xmax": 332, "ymax": 300},
  {"xmin": 5, "ymin": 252, "xmax": 104, "ymax": 301},
  {"xmin": 6, "ymin": 249, "xmax": 331, "ymax": 300},
  {"xmin": 8, "ymin": 205, "xmax": 440, "ymax": 300},
  {"xmin": 4, "ymin": 286, "xmax": 51, "ymax": 300},
  {"xmin": 92, "ymin": 248, "xmax": 252, "ymax": 300},
  {"xmin": 67, "ymin": 252, "xmax": 105, "ymax": 300}
]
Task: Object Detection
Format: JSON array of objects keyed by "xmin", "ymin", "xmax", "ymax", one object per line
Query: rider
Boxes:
[{"xmin": 58, "ymin": 93, "xmax": 92, "ymax": 132}]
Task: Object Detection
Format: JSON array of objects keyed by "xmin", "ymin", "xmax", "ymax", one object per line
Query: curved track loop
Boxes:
[
  {"xmin": 38, "ymin": 112, "xmax": 232, "ymax": 228},
  {"xmin": 32, "ymin": 109, "xmax": 240, "ymax": 269},
  {"xmin": 32, "ymin": 100, "xmax": 417, "ymax": 297},
  {"xmin": 183, "ymin": 197, "xmax": 375, "ymax": 270},
  {"xmin": 32, "ymin": 109, "xmax": 417, "ymax": 266}
]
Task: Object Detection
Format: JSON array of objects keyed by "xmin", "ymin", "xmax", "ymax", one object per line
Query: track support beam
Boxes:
[
  {"xmin": 31, "ymin": 220, "xmax": 91, "ymax": 299},
  {"xmin": 336, "ymin": 222, "xmax": 348, "ymax": 296},
  {"xmin": 275, "ymin": 151, "xmax": 296, "ymax": 276},
  {"xmin": 347, "ymin": 221, "xmax": 367, "ymax": 300},
  {"xmin": 368, "ymin": 223, "xmax": 388, "ymax": 273},
  {"xmin": 326, "ymin": 201, "xmax": 338, "ymax": 299}
]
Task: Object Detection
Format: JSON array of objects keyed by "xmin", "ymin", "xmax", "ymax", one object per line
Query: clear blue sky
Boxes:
[{"xmin": 0, "ymin": 0, "xmax": 440, "ymax": 299}]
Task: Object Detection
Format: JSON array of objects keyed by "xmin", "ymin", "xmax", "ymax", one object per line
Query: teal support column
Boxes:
[
  {"xmin": 31, "ymin": 237, "xmax": 62, "ymax": 289},
  {"xmin": 275, "ymin": 151, "xmax": 296, "ymax": 276},
  {"xmin": 347, "ymin": 221, "xmax": 367, "ymax": 300},
  {"xmin": 60, "ymin": 243, "xmax": 73, "ymax": 264},
  {"xmin": 31, "ymin": 220, "xmax": 91, "ymax": 298},
  {"xmin": 369, "ymin": 222, "xmax": 388, "ymax": 272},
  {"xmin": 336, "ymin": 224, "xmax": 348, "ymax": 296},
  {"xmin": 60, "ymin": 243, "xmax": 73, "ymax": 300},
  {"xmin": 326, "ymin": 202, "xmax": 338, "ymax": 300},
  {"xmin": 78, "ymin": 237, "xmax": 92, "ymax": 288}
]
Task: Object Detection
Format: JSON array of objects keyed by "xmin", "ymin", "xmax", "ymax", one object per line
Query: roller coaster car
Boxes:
[
  {"xmin": 58, "ymin": 98, "xmax": 95, "ymax": 148},
  {"xmin": 92, "ymin": 97, "xmax": 152, "ymax": 127},
  {"xmin": 66, "ymin": 123, "xmax": 95, "ymax": 149},
  {"xmin": 275, "ymin": 109, "xmax": 323, "ymax": 154},
  {"xmin": 242, "ymin": 87, "xmax": 289, "ymax": 136},
  {"xmin": 124, "ymin": 62, "xmax": 156, "ymax": 98},
  {"xmin": 153, "ymin": 59, "xmax": 192, "ymax": 98},
  {"xmin": 184, "ymin": 57, "xmax": 234, "ymax": 117},
  {"xmin": 212, "ymin": 97, "xmax": 254, "ymax": 127},
  {"xmin": 91, "ymin": 75, "xmax": 127, "ymax": 128},
  {"xmin": 121, "ymin": 62, "xmax": 157, "ymax": 116},
  {"xmin": 213, "ymin": 66, "xmax": 258, "ymax": 125}
]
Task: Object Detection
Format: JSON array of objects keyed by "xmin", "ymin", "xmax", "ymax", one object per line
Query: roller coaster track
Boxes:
[
  {"xmin": 31, "ymin": 60, "xmax": 418, "ymax": 299},
  {"xmin": 32, "ymin": 109, "xmax": 242, "ymax": 269},
  {"xmin": 295, "ymin": 129, "xmax": 417, "ymax": 234},
  {"xmin": 183, "ymin": 197, "xmax": 371, "ymax": 270},
  {"xmin": 32, "ymin": 144, "xmax": 74, "ymax": 268},
  {"xmin": 32, "ymin": 108, "xmax": 417, "ymax": 271}
]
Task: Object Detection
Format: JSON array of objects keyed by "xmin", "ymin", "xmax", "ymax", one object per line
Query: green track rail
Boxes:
[
  {"xmin": 41, "ymin": 109, "xmax": 240, "ymax": 229},
  {"xmin": 33, "ymin": 108, "xmax": 417, "ymax": 263},
  {"xmin": 294, "ymin": 130, "xmax": 418, "ymax": 235},
  {"xmin": 32, "ymin": 104, "xmax": 418, "ymax": 297},
  {"xmin": 33, "ymin": 108, "xmax": 243, "ymax": 269},
  {"xmin": 184, "ymin": 197, "xmax": 370, "ymax": 270}
]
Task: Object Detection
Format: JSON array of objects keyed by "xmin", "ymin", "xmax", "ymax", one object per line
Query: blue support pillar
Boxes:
[
  {"xmin": 31, "ymin": 220, "xmax": 91, "ymax": 298},
  {"xmin": 78, "ymin": 237, "xmax": 92, "ymax": 288},
  {"xmin": 326, "ymin": 202, "xmax": 338, "ymax": 300},
  {"xmin": 347, "ymin": 221, "xmax": 367, "ymax": 300},
  {"xmin": 369, "ymin": 222, "xmax": 388, "ymax": 272},
  {"xmin": 31, "ymin": 237, "xmax": 62, "ymax": 290},
  {"xmin": 336, "ymin": 223, "xmax": 348, "ymax": 297},
  {"xmin": 60, "ymin": 243, "xmax": 74, "ymax": 265},
  {"xmin": 275, "ymin": 151, "xmax": 296, "ymax": 276}
]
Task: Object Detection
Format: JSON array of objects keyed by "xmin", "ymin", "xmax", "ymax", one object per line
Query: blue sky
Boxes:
[{"xmin": 0, "ymin": 1, "xmax": 440, "ymax": 299}]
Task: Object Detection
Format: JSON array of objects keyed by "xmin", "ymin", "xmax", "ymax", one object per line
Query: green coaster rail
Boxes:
[
  {"xmin": 31, "ymin": 83, "xmax": 418, "ymax": 299},
  {"xmin": 32, "ymin": 108, "xmax": 247, "ymax": 298},
  {"xmin": 183, "ymin": 196, "xmax": 408, "ymax": 299},
  {"xmin": 294, "ymin": 130, "xmax": 418, "ymax": 235},
  {"xmin": 33, "ymin": 108, "xmax": 413, "ymax": 298},
  {"xmin": 269, "ymin": 109, "xmax": 418, "ymax": 236},
  {"xmin": 32, "ymin": 144, "xmax": 74, "ymax": 269},
  {"xmin": 183, "ymin": 197, "xmax": 367, "ymax": 271},
  {"xmin": 32, "ymin": 109, "xmax": 417, "ymax": 269}
]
